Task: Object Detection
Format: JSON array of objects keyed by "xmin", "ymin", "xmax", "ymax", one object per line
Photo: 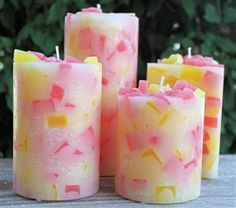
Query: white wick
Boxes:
[
  {"xmin": 159, "ymin": 76, "xmax": 165, "ymax": 91},
  {"xmin": 96, "ymin": 4, "xmax": 101, "ymax": 9},
  {"xmin": 55, "ymin": 46, "xmax": 60, "ymax": 60},
  {"xmin": 188, "ymin": 47, "xmax": 192, "ymax": 58}
]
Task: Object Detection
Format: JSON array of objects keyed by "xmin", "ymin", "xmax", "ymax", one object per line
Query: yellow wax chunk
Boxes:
[
  {"xmin": 205, "ymin": 108, "xmax": 220, "ymax": 117},
  {"xmin": 47, "ymin": 114, "xmax": 67, "ymax": 128},
  {"xmin": 142, "ymin": 148, "xmax": 162, "ymax": 165},
  {"xmin": 154, "ymin": 185, "xmax": 176, "ymax": 202},
  {"xmin": 203, "ymin": 155, "xmax": 218, "ymax": 172},
  {"xmin": 180, "ymin": 66, "xmax": 203, "ymax": 83},
  {"xmin": 84, "ymin": 56, "xmax": 102, "ymax": 70},
  {"xmin": 161, "ymin": 54, "xmax": 183, "ymax": 64},
  {"xmin": 194, "ymin": 88, "xmax": 205, "ymax": 99},
  {"xmin": 166, "ymin": 75, "xmax": 178, "ymax": 87},
  {"xmin": 145, "ymin": 100, "xmax": 161, "ymax": 115},
  {"xmin": 148, "ymin": 84, "xmax": 158, "ymax": 93},
  {"xmin": 51, "ymin": 184, "xmax": 58, "ymax": 200},
  {"xmin": 147, "ymin": 66, "xmax": 165, "ymax": 83},
  {"xmin": 157, "ymin": 109, "xmax": 187, "ymax": 127},
  {"xmin": 84, "ymin": 56, "xmax": 98, "ymax": 64},
  {"xmin": 175, "ymin": 150, "xmax": 186, "ymax": 161},
  {"xmin": 14, "ymin": 49, "xmax": 40, "ymax": 62}
]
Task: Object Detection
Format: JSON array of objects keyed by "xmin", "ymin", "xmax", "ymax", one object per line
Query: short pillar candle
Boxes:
[
  {"xmin": 147, "ymin": 54, "xmax": 224, "ymax": 179},
  {"xmin": 13, "ymin": 50, "xmax": 102, "ymax": 201},
  {"xmin": 115, "ymin": 80, "xmax": 205, "ymax": 203}
]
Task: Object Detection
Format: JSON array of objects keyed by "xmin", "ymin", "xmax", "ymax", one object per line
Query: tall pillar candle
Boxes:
[
  {"xmin": 13, "ymin": 50, "xmax": 102, "ymax": 200},
  {"xmin": 115, "ymin": 80, "xmax": 205, "ymax": 203},
  {"xmin": 147, "ymin": 54, "xmax": 224, "ymax": 179},
  {"xmin": 64, "ymin": 7, "xmax": 139, "ymax": 176}
]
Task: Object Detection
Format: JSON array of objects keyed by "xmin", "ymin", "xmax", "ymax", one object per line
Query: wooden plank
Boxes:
[{"xmin": 0, "ymin": 155, "xmax": 235, "ymax": 207}]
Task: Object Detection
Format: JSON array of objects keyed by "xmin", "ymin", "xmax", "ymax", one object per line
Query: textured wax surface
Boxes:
[
  {"xmin": 13, "ymin": 60, "xmax": 102, "ymax": 200},
  {"xmin": 147, "ymin": 63, "xmax": 224, "ymax": 179},
  {"xmin": 65, "ymin": 11, "xmax": 139, "ymax": 176},
  {"xmin": 115, "ymin": 82, "xmax": 205, "ymax": 203}
]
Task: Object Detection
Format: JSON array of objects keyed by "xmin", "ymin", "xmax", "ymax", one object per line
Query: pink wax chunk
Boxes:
[
  {"xmin": 99, "ymin": 35, "xmax": 106, "ymax": 52},
  {"xmin": 79, "ymin": 27, "xmax": 94, "ymax": 50},
  {"xmin": 65, "ymin": 102, "xmax": 76, "ymax": 108},
  {"xmin": 183, "ymin": 55, "xmax": 223, "ymax": 67},
  {"xmin": 184, "ymin": 158, "xmax": 197, "ymax": 169},
  {"xmin": 116, "ymin": 40, "xmax": 127, "ymax": 52},
  {"xmin": 32, "ymin": 99, "xmax": 55, "ymax": 113},
  {"xmin": 29, "ymin": 51, "xmax": 82, "ymax": 63},
  {"xmin": 119, "ymin": 88, "xmax": 134, "ymax": 95},
  {"xmin": 54, "ymin": 141, "xmax": 69, "ymax": 154},
  {"xmin": 29, "ymin": 51, "xmax": 45, "ymax": 60},
  {"xmin": 50, "ymin": 84, "xmax": 65, "ymax": 101},
  {"xmin": 174, "ymin": 80, "xmax": 196, "ymax": 91},
  {"xmin": 132, "ymin": 179, "xmax": 148, "ymax": 188},
  {"xmin": 44, "ymin": 56, "xmax": 61, "ymax": 62},
  {"xmin": 163, "ymin": 156, "xmax": 184, "ymax": 178},
  {"xmin": 120, "ymin": 80, "xmax": 197, "ymax": 101},
  {"xmin": 206, "ymin": 96, "xmax": 221, "ymax": 108},
  {"xmin": 29, "ymin": 51, "xmax": 60, "ymax": 62},
  {"xmin": 165, "ymin": 89, "xmax": 181, "ymax": 97},
  {"xmin": 102, "ymin": 77, "xmax": 109, "ymax": 85},
  {"xmin": 202, "ymin": 70, "xmax": 222, "ymax": 87},
  {"xmin": 155, "ymin": 92, "xmax": 170, "ymax": 105},
  {"xmin": 138, "ymin": 80, "xmax": 148, "ymax": 94},
  {"xmin": 192, "ymin": 126, "xmax": 201, "ymax": 142},
  {"xmin": 65, "ymin": 185, "xmax": 80, "ymax": 194},
  {"xmin": 119, "ymin": 87, "xmax": 142, "ymax": 96},
  {"xmin": 165, "ymin": 80, "xmax": 196, "ymax": 99},
  {"xmin": 126, "ymin": 134, "xmax": 142, "ymax": 151},
  {"xmin": 80, "ymin": 126, "xmax": 96, "ymax": 151},
  {"xmin": 73, "ymin": 149, "xmax": 83, "ymax": 155},
  {"xmin": 128, "ymin": 91, "xmax": 143, "ymax": 96},
  {"xmin": 82, "ymin": 7, "xmax": 102, "ymax": 13},
  {"xmin": 149, "ymin": 136, "xmax": 159, "ymax": 145},
  {"xmin": 181, "ymin": 88, "xmax": 194, "ymax": 100}
]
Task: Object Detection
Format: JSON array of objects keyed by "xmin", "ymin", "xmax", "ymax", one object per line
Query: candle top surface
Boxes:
[
  {"xmin": 67, "ymin": 6, "xmax": 136, "ymax": 17},
  {"xmin": 13, "ymin": 49, "xmax": 100, "ymax": 66},
  {"xmin": 156, "ymin": 54, "xmax": 223, "ymax": 68},
  {"xmin": 119, "ymin": 80, "xmax": 205, "ymax": 100}
]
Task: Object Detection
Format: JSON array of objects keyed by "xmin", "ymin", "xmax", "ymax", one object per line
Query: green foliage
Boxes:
[{"xmin": 0, "ymin": 0, "xmax": 235, "ymax": 157}]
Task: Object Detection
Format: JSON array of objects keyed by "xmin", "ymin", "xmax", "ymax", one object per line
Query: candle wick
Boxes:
[
  {"xmin": 188, "ymin": 47, "xmax": 192, "ymax": 58},
  {"xmin": 55, "ymin": 46, "xmax": 60, "ymax": 60},
  {"xmin": 96, "ymin": 4, "xmax": 101, "ymax": 9},
  {"xmin": 159, "ymin": 76, "xmax": 165, "ymax": 91}
]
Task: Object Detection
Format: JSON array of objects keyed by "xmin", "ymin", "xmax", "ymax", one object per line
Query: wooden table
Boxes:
[{"xmin": 0, "ymin": 155, "xmax": 235, "ymax": 207}]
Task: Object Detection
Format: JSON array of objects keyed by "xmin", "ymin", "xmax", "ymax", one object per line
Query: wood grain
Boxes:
[{"xmin": 0, "ymin": 155, "xmax": 235, "ymax": 207}]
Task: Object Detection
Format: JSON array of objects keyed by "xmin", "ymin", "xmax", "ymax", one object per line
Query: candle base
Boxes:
[
  {"xmin": 14, "ymin": 184, "xmax": 99, "ymax": 201},
  {"xmin": 115, "ymin": 182, "xmax": 200, "ymax": 204}
]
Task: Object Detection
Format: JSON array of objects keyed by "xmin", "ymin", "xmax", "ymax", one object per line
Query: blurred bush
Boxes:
[{"xmin": 0, "ymin": 0, "xmax": 235, "ymax": 157}]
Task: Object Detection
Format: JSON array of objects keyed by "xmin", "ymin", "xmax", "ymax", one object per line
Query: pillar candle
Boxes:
[
  {"xmin": 147, "ymin": 54, "xmax": 224, "ymax": 179},
  {"xmin": 13, "ymin": 50, "xmax": 102, "ymax": 200},
  {"xmin": 64, "ymin": 7, "xmax": 139, "ymax": 176},
  {"xmin": 115, "ymin": 80, "xmax": 205, "ymax": 203}
]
